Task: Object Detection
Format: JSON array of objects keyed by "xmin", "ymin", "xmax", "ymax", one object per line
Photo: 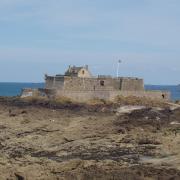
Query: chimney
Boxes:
[{"xmin": 85, "ymin": 65, "xmax": 88, "ymax": 70}]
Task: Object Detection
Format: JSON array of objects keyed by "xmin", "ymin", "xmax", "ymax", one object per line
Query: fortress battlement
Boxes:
[{"xmin": 41, "ymin": 65, "xmax": 170, "ymax": 102}]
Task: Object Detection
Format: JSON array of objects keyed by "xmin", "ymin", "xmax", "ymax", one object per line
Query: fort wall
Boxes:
[
  {"xmin": 120, "ymin": 78, "xmax": 144, "ymax": 91},
  {"xmin": 63, "ymin": 77, "xmax": 115, "ymax": 91},
  {"xmin": 110, "ymin": 90, "xmax": 170, "ymax": 101},
  {"xmin": 56, "ymin": 90, "xmax": 170, "ymax": 102},
  {"xmin": 45, "ymin": 76, "xmax": 144, "ymax": 91},
  {"xmin": 22, "ymin": 65, "xmax": 171, "ymax": 102},
  {"xmin": 45, "ymin": 76, "xmax": 64, "ymax": 89},
  {"xmin": 44, "ymin": 73, "xmax": 170, "ymax": 102}
]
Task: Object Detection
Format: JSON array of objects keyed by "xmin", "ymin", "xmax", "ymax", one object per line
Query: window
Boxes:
[
  {"xmin": 82, "ymin": 70, "xmax": 85, "ymax": 74},
  {"xmin": 100, "ymin": 80, "xmax": 105, "ymax": 86},
  {"xmin": 162, "ymin": 94, "xmax": 165, "ymax": 99}
]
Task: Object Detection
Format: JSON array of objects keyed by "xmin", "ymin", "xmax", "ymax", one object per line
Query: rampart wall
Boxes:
[
  {"xmin": 120, "ymin": 78, "xmax": 144, "ymax": 91},
  {"xmin": 63, "ymin": 77, "xmax": 115, "ymax": 91},
  {"xmin": 55, "ymin": 90, "xmax": 170, "ymax": 102},
  {"xmin": 44, "ymin": 76, "xmax": 167, "ymax": 102},
  {"xmin": 45, "ymin": 76, "xmax": 64, "ymax": 89},
  {"xmin": 45, "ymin": 76, "xmax": 144, "ymax": 91}
]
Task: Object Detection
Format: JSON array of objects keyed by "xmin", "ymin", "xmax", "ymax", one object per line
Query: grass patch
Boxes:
[
  {"xmin": 52, "ymin": 96, "xmax": 73, "ymax": 104},
  {"xmin": 22, "ymin": 96, "xmax": 49, "ymax": 103},
  {"xmin": 86, "ymin": 98, "xmax": 109, "ymax": 105},
  {"xmin": 114, "ymin": 95, "xmax": 168, "ymax": 107}
]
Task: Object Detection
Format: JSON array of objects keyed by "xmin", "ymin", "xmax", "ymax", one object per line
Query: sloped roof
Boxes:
[{"xmin": 65, "ymin": 66, "xmax": 84, "ymax": 76}]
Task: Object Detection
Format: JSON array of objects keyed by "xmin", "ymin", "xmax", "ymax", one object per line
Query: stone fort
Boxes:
[{"xmin": 42, "ymin": 65, "xmax": 170, "ymax": 102}]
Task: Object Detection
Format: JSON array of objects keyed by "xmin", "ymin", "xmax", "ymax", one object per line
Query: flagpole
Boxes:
[{"xmin": 117, "ymin": 60, "xmax": 122, "ymax": 78}]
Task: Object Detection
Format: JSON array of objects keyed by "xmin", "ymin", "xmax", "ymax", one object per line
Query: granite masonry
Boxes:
[{"xmin": 40, "ymin": 65, "xmax": 170, "ymax": 102}]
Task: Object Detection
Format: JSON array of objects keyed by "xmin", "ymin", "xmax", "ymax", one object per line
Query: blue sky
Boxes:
[{"xmin": 0, "ymin": 0, "xmax": 180, "ymax": 84}]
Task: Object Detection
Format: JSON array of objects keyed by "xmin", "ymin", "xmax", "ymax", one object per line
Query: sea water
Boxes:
[
  {"xmin": 0, "ymin": 82, "xmax": 44, "ymax": 97},
  {"xmin": 145, "ymin": 85, "xmax": 180, "ymax": 101},
  {"xmin": 0, "ymin": 83, "xmax": 179, "ymax": 101}
]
